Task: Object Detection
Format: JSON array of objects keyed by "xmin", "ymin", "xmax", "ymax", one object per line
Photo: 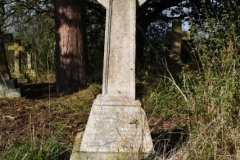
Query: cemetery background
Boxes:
[{"xmin": 1, "ymin": 0, "xmax": 240, "ymax": 160}]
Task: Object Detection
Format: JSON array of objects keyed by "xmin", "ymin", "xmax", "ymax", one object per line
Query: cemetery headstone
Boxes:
[
  {"xmin": 25, "ymin": 52, "xmax": 36, "ymax": 79},
  {"xmin": 7, "ymin": 40, "xmax": 25, "ymax": 79},
  {"xmin": 70, "ymin": 0, "xmax": 153, "ymax": 160},
  {"xmin": 0, "ymin": 34, "xmax": 22, "ymax": 98},
  {"xmin": 165, "ymin": 19, "xmax": 191, "ymax": 55},
  {"xmin": 165, "ymin": 19, "xmax": 191, "ymax": 76},
  {"xmin": 25, "ymin": 45, "xmax": 36, "ymax": 80}
]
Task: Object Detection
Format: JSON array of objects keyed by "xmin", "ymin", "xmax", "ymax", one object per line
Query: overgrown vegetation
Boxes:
[
  {"xmin": 139, "ymin": 3, "xmax": 240, "ymax": 159},
  {"xmin": 1, "ymin": 0, "xmax": 240, "ymax": 160},
  {"xmin": 1, "ymin": 131, "xmax": 70, "ymax": 160}
]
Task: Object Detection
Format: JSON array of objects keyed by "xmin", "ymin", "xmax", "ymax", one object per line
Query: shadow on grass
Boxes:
[
  {"xmin": 22, "ymin": 83, "xmax": 58, "ymax": 99},
  {"xmin": 151, "ymin": 128, "xmax": 189, "ymax": 159}
]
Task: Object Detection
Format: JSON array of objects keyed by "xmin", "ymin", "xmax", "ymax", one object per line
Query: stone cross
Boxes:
[
  {"xmin": 0, "ymin": 34, "xmax": 13, "ymax": 80},
  {"xmin": 8, "ymin": 40, "xmax": 25, "ymax": 76},
  {"xmin": 165, "ymin": 19, "xmax": 191, "ymax": 55},
  {"xmin": 100, "ymin": 0, "xmax": 147, "ymax": 101},
  {"xmin": 72, "ymin": 0, "xmax": 153, "ymax": 160}
]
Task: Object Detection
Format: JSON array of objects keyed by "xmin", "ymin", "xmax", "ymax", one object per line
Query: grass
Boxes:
[
  {"xmin": 1, "ymin": 13, "xmax": 240, "ymax": 160},
  {"xmin": 1, "ymin": 52, "xmax": 240, "ymax": 160},
  {"xmin": 1, "ymin": 131, "xmax": 70, "ymax": 160},
  {"xmin": 0, "ymin": 83, "xmax": 101, "ymax": 160}
]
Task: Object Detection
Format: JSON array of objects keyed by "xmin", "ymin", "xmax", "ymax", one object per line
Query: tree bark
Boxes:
[{"xmin": 53, "ymin": 0, "xmax": 87, "ymax": 94}]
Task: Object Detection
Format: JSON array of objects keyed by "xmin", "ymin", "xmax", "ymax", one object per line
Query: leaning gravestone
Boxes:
[
  {"xmin": 0, "ymin": 34, "xmax": 22, "ymax": 98},
  {"xmin": 70, "ymin": 0, "xmax": 153, "ymax": 160}
]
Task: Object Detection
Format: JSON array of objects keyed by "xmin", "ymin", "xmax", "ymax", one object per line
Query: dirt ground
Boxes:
[
  {"xmin": 0, "ymin": 83, "xmax": 92, "ymax": 148},
  {"xmin": 0, "ymin": 82, "xmax": 186, "ymax": 157}
]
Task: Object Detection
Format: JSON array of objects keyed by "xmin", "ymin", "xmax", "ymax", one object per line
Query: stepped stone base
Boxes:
[{"xmin": 70, "ymin": 95, "xmax": 153, "ymax": 160}]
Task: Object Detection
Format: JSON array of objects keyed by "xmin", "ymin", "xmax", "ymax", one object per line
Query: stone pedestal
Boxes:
[{"xmin": 70, "ymin": 95, "xmax": 153, "ymax": 160}]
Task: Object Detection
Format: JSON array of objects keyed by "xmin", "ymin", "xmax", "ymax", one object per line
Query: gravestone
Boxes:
[
  {"xmin": 165, "ymin": 19, "xmax": 191, "ymax": 76},
  {"xmin": 0, "ymin": 34, "xmax": 22, "ymax": 98},
  {"xmin": 165, "ymin": 19, "xmax": 191, "ymax": 55},
  {"xmin": 25, "ymin": 52, "xmax": 36, "ymax": 79},
  {"xmin": 25, "ymin": 45, "xmax": 36, "ymax": 80},
  {"xmin": 7, "ymin": 40, "xmax": 25, "ymax": 78},
  {"xmin": 70, "ymin": 0, "xmax": 153, "ymax": 160}
]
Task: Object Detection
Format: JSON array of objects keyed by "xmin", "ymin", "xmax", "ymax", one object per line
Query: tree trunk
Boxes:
[{"xmin": 53, "ymin": 0, "xmax": 87, "ymax": 94}]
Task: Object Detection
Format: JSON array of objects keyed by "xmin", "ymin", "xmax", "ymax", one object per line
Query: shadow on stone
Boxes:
[{"xmin": 151, "ymin": 128, "xmax": 189, "ymax": 159}]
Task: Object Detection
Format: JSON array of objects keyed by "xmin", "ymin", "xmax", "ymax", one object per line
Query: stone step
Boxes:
[
  {"xmin": 0, "ymin": 87, "xmax": 22, "ymax": 98},
  {"xmin": 0, "ymin": 79, "xmax": 17, "ymax": 89}
]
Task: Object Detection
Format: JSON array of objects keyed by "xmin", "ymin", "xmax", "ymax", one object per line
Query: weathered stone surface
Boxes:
[
  {"xmin": 0, "ymin": 79, "xmax": 17, "ymax": 89},
  {"xmin": 0, "ymin": 87, "xmax": 22, "ymax": 98},
  {"xmin": 72, "ymin": 0, "xmax": 153, "ymax": 159},
  {"xmin": 165, "ymin": 19, "xmax": 191, "ymax": 55},
  {"xmin": 78, "ymin": 96, "xmax": 153, "ymax": 159},
  {"xmin": 102, "ymin": 0, "xmax": 136, "ymax": 100},
  {"xmin": 25, "ymin": 52, "xmax": 36, "ymax": 79},
  {"xmin": 101, "ymin": 0, "xmax": 148, "ymax": 101},
  {"xmin": 0, "ymin": 79, "xmax": 22, "ymax": 98},
  {"xmin": 97, "ymin": 0, "xmax": 147, "ymax": 7},
  {"xmin": 70, "ymin": 132, "xmax": 84, "ymax": 160},
  {"xmin": 8, "ymin": 41, "xmax": 25, "ymax": 77}
]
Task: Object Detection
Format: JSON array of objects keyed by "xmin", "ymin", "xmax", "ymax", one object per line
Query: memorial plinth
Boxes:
[{"xmin": 77, "ymin": 96, "xmax": 152, "ymax": 159}]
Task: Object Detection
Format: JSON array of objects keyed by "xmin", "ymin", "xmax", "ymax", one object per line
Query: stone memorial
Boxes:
[
  {"xmin": 165, "ymin": 19, "xmax": 191, "ymax": 75},
  {"xmin": 70, "ymin": 0, "xmax": 153, "ymax": 160},
  {"xmin": 165, "ymin": 19, "xmax": 191, "ymax": 55},
  {"xmin": 0, "ymin": 34, "xmax": 22, "ymax": 98},
  {"xmin": 25, "ymin": 47, "xmax": 36, "ymax": 80},
  {"xmin": 8, "ymin": 40, "xmax": 25, "ymax": 79}
]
